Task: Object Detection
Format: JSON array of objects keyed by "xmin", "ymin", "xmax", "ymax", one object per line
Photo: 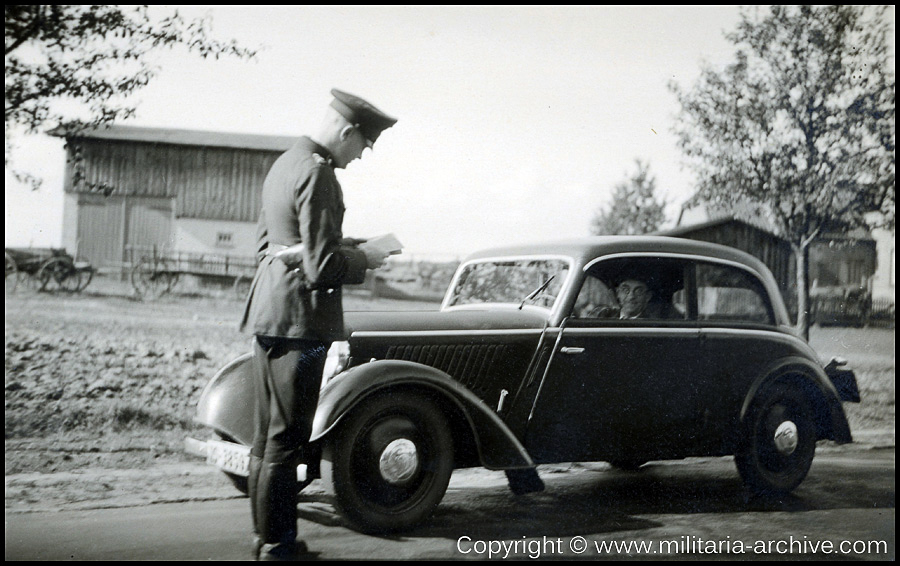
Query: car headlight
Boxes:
[{"xmin": 322, "ymin": 341, "xmax": 350, "ymax": 387}]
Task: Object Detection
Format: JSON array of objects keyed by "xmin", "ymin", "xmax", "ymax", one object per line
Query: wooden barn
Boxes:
[
  {"xmin": 663, "ymin": 210, "xmax": 880, "ymax": 321},
  {"xmin": 50, "ymin": 125, "xmax": 297, "ymax": 271},
  {"xmin": 661, "ymin": 216, "xmax": 797, "ymax": 305}
]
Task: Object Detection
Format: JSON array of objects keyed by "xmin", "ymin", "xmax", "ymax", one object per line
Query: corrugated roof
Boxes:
[{"xmin": 48, "ymin": 124, "xmax": 299, "ymax": 152}]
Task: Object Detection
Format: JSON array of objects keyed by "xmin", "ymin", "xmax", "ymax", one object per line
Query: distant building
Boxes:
[
  {"xmin": 661, "ymin": 214, "xmax": 798, "ymax": 312},
  {"xmin": 867, "ymin": 218, "xmax": 895, "ymax": 302},
  {"xmin": 50, "ymin": 125, "xmax": 296, "ymax": 270},
  {"xmin": 664, "ymin": 204, "xmax": 883, "ymax": 319}
]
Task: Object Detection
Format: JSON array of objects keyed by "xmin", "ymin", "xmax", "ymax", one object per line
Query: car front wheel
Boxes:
[
  {"xmin": 735, "ymin": 384, "xmax": 816, "ymax": 496},
  {"xmin": 322, "ymin": 390, "xmax": 454, "ymax": 533}
]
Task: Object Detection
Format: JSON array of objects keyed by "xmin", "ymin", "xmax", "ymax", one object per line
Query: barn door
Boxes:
[
  {"xmin": 125, "ymin": 197, "xmax": 174, "ymax": 263},
  {"xmin": 76, "ymin": 194, "xmax": 124, "ymax": 269},
  {"xmin": 74, "ymin": 195, "xmax": 174, "ymax": 269}
]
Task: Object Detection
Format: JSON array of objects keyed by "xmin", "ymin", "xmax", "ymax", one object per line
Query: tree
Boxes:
[
  {"xmin": 590, "ymin": 159, "xmax": 667, "ymax": 236},
  {"xmin": 5, "ymin": 5, "xmax": 256, "ymax": 187},
  {"xmin": 669, "ymin": 5, "xmax": 895, "ymax": 338}
]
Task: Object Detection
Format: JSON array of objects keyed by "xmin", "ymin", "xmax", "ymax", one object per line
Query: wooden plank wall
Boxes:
[
  {"xmin": 672, "ymin": 221, "xmax": 798, "ymax": 314},
  {"xmin": 67, "ymin": 139, "xmax": 281, "ymax": 223}
]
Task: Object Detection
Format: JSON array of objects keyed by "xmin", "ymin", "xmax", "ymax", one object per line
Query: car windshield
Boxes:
[{"xmin": 444, "ymin": 258, "xmax": 570, "ymax": 310}]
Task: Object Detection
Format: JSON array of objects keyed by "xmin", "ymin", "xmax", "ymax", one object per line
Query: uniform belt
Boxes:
[{"xmin": 264, "ymin": 244, "xmax": 337, "ymax": 293}]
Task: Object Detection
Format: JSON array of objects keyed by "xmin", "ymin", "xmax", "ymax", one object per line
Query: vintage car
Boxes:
[{"xmin": 185, "ymin": 236, "xmax": 860, "ymax": 533}]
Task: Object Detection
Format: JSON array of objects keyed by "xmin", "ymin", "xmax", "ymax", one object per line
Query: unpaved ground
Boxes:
[
  {"xmin": 4, "ymin": 277, "xmax": 894, "ymax": 514},
  {"xmin": 4, "ymin": 277, "xmax": 441, "ymax": 512}
]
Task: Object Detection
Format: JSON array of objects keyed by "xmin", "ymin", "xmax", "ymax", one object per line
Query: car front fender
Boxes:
[
  {"xmin": 195, "ymin": 353, "xmax": 256, "ymax": 446},
  {"xmin": 311, "ymin": 360, "xmax": 535, "ymax": 470},
  {"xmin": 742, "ymin": 356, "xmax": 853, "ymax": 444}
]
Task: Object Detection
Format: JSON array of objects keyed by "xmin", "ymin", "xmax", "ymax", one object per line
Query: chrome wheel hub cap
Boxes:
[
  {"xmin": 773, "ymin": 421, "xmax": 798, "ymax": 455},
  {"xmin": 378, "ymin": 439, "xmax": 419, "ymax": 485}
]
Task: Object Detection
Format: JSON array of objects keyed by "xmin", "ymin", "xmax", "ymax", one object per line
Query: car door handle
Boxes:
[{"xmin": 560, "ymin": 347, "xmax": 585, "ymax": 355}]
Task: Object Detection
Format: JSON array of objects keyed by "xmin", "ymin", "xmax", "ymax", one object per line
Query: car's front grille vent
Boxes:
[{"xmin": 384, "ymin": 344, "xmax": 508, "ymax": 396}]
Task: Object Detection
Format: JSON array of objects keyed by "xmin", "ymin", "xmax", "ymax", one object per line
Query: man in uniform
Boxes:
[{"xmin": 240, "ymin": 89, "xmax": 397, "ymax": 560}]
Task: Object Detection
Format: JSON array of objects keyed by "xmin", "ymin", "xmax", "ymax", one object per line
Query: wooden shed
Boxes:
[
  {"xmin": 662, "ymin": 213, "xmax": 879, "ymax": 319},
  {"xmin": 50, "ymin": 125, "xmax": 297, "ymax": 271},
  {"xmin": 661, "ymin": 216, "xmax": 797, "ymax": 303}
]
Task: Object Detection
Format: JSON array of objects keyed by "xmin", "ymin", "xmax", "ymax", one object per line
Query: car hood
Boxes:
[{"xmin": 344, "ymin": 308, "xmax": 548, "ymax": 335}]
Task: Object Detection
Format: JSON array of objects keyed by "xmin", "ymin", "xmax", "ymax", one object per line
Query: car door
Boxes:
[
  {"xmin": 524, "ymin": 256, "xmax": 706, "ymax": 464},
  {"xmin": 692, "ymin": 260, "xmax": 792, "ymax": 441}
]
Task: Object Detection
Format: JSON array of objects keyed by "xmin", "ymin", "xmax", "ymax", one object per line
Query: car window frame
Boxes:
[
  {"xmin": 441, "ymin": 254, "xmax": 577, "ymax": 319},
  {"xmin": 567, "ymin": 254, "xmax": 696, "ymax": 329},
  {"xmin": 690, "ymin": 259, "xmax": 778, "ymax": 329},
  {"xmin": 573, "ymin": 252, "xmax": 779, "ymax": 330}
]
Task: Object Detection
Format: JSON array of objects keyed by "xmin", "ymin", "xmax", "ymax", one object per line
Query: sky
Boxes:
[{"xmin": 4, "ymin": 6, "xmax": 894, "ymax": 260}]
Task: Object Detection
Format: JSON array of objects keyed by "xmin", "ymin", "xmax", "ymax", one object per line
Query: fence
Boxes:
[{"xmin": 811, "ymin": 293, "xmax": 894, "ymax": 328}]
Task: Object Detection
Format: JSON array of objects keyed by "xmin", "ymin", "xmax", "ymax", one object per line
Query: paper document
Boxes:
[{"xmin": 365, "ymin": 233, "xmax": 404, "ymax": 255}]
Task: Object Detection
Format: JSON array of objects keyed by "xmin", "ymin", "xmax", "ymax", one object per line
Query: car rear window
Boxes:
[{"xmin": 696, "ymin": 263, "xmax": 774, "ymax": 325}]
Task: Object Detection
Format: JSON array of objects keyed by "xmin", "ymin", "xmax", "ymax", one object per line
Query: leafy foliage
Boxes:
[
  {"xmin": 590, "ymin": 159, "xmax": 667, "ymax": 235},
  {"xmin": 670, "ymin": 6, "xmax": 894, "ymax": 239},
  {"xmin": 5, "ymin": 5, "xmax": 256, "ymax": 183},
  {"xmin": 669, "ymin": 5, "xmax": 894, "ymax": 336}
]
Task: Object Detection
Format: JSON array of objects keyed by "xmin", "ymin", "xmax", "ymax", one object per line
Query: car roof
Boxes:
[{"xmin": 463, "ymin": 235, "xmax": 769, "ymax": 272}]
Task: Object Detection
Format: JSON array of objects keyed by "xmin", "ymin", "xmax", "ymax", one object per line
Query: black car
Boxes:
[{"xmin": 186, "ymin": 236, "xmax": 859, "ymax": 533}]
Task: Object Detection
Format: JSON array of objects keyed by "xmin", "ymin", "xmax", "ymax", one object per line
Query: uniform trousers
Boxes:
[{"xmin": 248, "ymin": 335, "xmax": 329, "ymax": 551}]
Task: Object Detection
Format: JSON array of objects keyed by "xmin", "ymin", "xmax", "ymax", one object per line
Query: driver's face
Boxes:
[{"xmin": 617, "ymin": 279, "xmax": 650, "ymax": 318}]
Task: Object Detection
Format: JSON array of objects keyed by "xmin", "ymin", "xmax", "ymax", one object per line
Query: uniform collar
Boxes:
[{"xmin": 297, "ymin": 136, "xmax": 334, "ymax": 166}]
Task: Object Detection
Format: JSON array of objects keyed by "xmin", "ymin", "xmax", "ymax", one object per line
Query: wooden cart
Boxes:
[
  {"xmin": 5, "ymin": 247, "xmax": 94, "ymax": 293},
  {"xmin": 128, "ymin": 247, "xmax": 257, "ymax": 300}
]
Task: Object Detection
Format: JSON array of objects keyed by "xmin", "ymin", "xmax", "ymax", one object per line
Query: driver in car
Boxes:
[
  {"xmin": 581, "ymin": 277, "xmax": 652, "ymax": 319},
  {"xmin": 615, "ymin": 278, "xmax": 651, "ymax": 319}
]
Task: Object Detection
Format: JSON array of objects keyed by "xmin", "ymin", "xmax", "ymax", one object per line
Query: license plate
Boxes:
[{"xmin": 206, "ymin": 439, "xmax": 251, "ymax": 476}]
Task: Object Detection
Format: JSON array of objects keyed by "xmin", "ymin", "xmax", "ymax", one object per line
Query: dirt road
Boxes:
[{"xmin": 6, "ymin": 448, "xmax": 895, "ymax": 560}]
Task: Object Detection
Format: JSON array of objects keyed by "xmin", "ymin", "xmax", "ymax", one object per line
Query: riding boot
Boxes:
[
  {"xmin": 256, "ymin": 463, "xmax": 303, "ymax": 560},
  {"xmin": 247, "ymin": 454, "xmax": 264, "ymax": 559},
  {"xmin": 505, "ymin": 467, "xmax": 545, "ymax": 495}
]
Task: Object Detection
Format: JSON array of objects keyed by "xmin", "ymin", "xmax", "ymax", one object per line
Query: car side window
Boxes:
[
  {"xmin": 573, "ymin": 274, "xmax": 618, "ymax": 318},
  {"xmin": 573, "ymin": 258, "xmax": 688, "ymax": 322},
  {"xmin": 695, "ymin": 262, "xmax": 774, "ymax": 325}
]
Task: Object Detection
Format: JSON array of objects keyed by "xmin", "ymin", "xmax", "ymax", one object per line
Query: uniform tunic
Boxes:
[
  {"xmin": 240, "ymin": 137, "xmax": 371, "ymax": 551},
  {"xmin": 240, "ymin": 136, "xmax": 368, "ymax": 342}
]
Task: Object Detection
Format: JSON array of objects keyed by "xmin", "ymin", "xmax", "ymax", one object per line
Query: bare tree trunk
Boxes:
[{"xmin": 795, "ymin": 243, "xmax": 811, "ymax": 340}]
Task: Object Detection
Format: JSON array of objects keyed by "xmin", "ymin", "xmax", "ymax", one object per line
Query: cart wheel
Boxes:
[
  {"xmin": 59, "ymin": 268, "xmax": 84, "ymax": 293},
  {"xmin": 5, "ymin": 253, "xmax": 18, "ymax": 294},
  {"xmin": 21, "ymin": 272, "xmax": 43, "ymax": 292},
  {"xmin": 75, "ymin": 267, "xmax": 94, "ymax": 292},
  {"xmin": 131, "ymin": 259, "xmax": 174, "ymax": 300},
  {"xmin": 37, "ymin": 257, "xmax": 76, "ymax": 292}
]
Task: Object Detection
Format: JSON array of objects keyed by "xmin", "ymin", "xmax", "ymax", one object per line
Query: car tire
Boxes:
[
  {"xmin": 734, "ymin": 383, "xmax": 816, "ymax": 496},
  {"xmin": 322, "ymin": 390, "xmax": 454, "ymax": 533}
]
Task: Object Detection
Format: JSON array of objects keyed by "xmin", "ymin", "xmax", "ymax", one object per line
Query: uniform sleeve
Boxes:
[{"xmin": 296, "ymin": 165, "xmax": 368, "ymax": 288}]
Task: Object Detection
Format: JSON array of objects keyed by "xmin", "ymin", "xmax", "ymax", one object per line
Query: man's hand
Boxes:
[
  {"xmin": 358, "ymin": 241, "xmax": 390, "ymax": 269},
  {"xmin": 272, "ymin": 243, "xmax": 306, "ymax": 268}
]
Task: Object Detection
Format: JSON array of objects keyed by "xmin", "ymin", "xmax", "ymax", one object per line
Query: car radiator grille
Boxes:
[{"xmin": 384, "ymin": 344, "xmax": 509, "ymax": 396}]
